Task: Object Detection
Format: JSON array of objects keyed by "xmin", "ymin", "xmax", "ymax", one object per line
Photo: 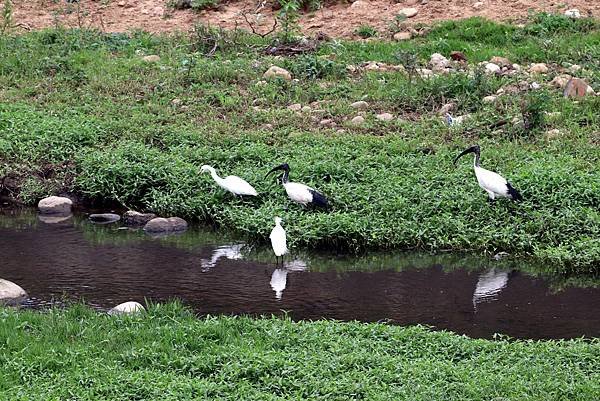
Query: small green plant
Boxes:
[
  {"xmin": 388, "ymin": 13, "xmax": 408, "ymax": 34},
  {"xmin": 0, "ymin": 0, "xmax": 14, "ymax": 35},
  {"xmin": 190, "ymin": 0, "xmax": 218, "ymax": 11},
  {"xmin": 355, "ymin": 25, "xmax": 377, "ymax": 39},
  {"xmin": 520, "ymin": 91, "xmax": 549, "ymax": 134},
  {"xmin": 277, "ymin": 0, "xmax": 300, "ymax": 43}
]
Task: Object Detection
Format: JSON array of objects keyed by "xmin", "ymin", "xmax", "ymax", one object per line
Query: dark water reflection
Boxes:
[{"xmin": 1, "ymin": 210, "xmax": 599, "ymax": 339}]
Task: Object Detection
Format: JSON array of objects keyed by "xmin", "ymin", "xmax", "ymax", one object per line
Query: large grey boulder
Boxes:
[
  {"xmin": 89, "ymin": 213, "xmax": 121, "ymax": 224},
  {"xmin": 108, "ymin": 301, "xmax": 145, "ymax": 315},
  {"xmin": 38, "ymin": 196, "xmax": 72, "ymax": 215},
  {"xmin": 0, "ymin": 279, "xmax": 27, "ymax": 305},
  {"xmin": 123, "ymin": 211, "xmax": 157, "ymax": 226},
  {"xmin": 143, "ymin": 217, "xmax": 188, "ymax": 233}
]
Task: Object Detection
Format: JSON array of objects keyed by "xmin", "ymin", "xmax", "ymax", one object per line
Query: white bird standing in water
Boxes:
[
  {"xmin": 201, "ymin": 165, "xmax": 258, "ymax": 197},
  {"xmin": 454, "ymin": 145, "xmax": 522, "ymax": 203},
  {"xmin": 269, "ymin": 217, "xmax": 288, "ymax": 264},
  {"xmin": 266, "ymin": 163, "xmax": 329, "ymax": 209}
]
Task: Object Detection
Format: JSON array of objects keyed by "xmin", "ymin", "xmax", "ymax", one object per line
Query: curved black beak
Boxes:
[
  {"xmin": 453, "ymin": 145, "xmax": 480, "ymax": 165},
  {"xmin": 265, "ymin": 163, "xmax": 289, "ymax": 178}
]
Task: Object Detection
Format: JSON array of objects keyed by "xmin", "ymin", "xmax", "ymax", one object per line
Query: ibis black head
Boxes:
[
  {"xmin": 453, "ymin": 144, "xmax": 481, "ymax": 165},
  {"xmin": 266, "ymin": 163, "xmax": 290, "ymax": 177}
]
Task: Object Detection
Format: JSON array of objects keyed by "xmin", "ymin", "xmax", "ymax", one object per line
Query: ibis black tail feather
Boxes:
[
  {"xmin": 506, "ymin": 183, "xmax": 522, "ymax": 201},
  {"xmin": 309, "ymin": 190, "xmax": 329, "ymax": 209}
]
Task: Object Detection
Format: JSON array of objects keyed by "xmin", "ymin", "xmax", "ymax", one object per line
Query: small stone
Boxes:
[
  {"xmin": 38, "ymin": 196, "xmax": 72, "ymax": 215},
  {"xmin": 417, "ymin": 68, "xmax": 433, "ymax": 78},
  {"xmin": 375, "ymin": 112, "xmax": 394, "ymax": 121},
  {"xmin": 472, "ymin": 2, "xmax": 483, "ymax": 9},
  {"xmin": 485, "ymin": 63, "xmax": 501, "ymax": 74},
  {"xmin": 568, "ymin": 64, "xmax": 581, "ymax": 74},
  {"xmin": 117, "ymin": 1, "xmax": 126, "ymax": 6},
  {"xmin": 493, "ymin": 252, "xmax": 510, "ymax": 261},
  {"xmin": 108, "ymin": 301, "xmax": 145, "ymax": 315},
  {"xmin": 482, "ymin": 95, "xmax": 497, "ymax": 103},
  {"xmin": 564, "ymin": 9, "xmax": 581, "ymax": 19},
  {"xmin": 399, "ymin": 7, "xmax": 418, "ymax": 17},
  {"xmin": 544, "ymin": 129, "xmax": 562, "ymax": 141},
  {"xmin": 350, "ymin": 100, "xmax": 369, "ymax": 110},
  {"xmin": 489, "ymin": 56, "xmax": 511, "ymax": 67},
  {"xmin": 364, "ymin": 62, "xmax": 381, "ymax": 71},
  {"xmin": 0, "ymin": 279, "xmax": 27, "ymax": 305},
  {"xmin": 429, "ymin": 53, "xmax": 450, "ymax": 72},
  {"xmin": 393, "ymin": 31, "xmax": 412, "ymax": 41},
  {"xmin": 171, "ymin": 98, "xmax": 182, "ymax": 106},
  {"xmin": 301, "ymin": 105, "xmax": 312, "ymax": 113},
  {"xmin": 512, "ymin": 64, "xmax": 521, "ymax": 71},
  {"xmin": 142, "ymin": 55, "xmax": 161, "ymax": 63},
  {"xmin": 351, "ymin": 116, "xmax": 365, "ymax": 125},
  {"xmin": 255, "ymin": 80, "xmax": 267, "ymax": 86},
  {"xmin": 144, "ymin": 217, "xmax": 188, "ymax": 233},
  {"xmin": 263, "ymin": 66, "xmax": 292, "ymax": 81},
  {"xmin": 530, "ymin": 82, "xmax": 542, "ymax": 90},
  {"xmin": 287, "ymin": 103, "xmax": 302, "ymax": 111},
  {"xmin": 346, "ymin": 64, "xmax": 357, "ymax": 73},
  {"xmin": 319, "ymin": 119, "xmax": 335, "ymax": 127},
  {"xmin": 123, "ymin": 211, "xmax": 157, "ymax": 226},
  {"xmin": 563, "ymin": 78, "xmax": 594, "ymax": 98},
  {"xmin": 529, "ymin": 63, "xmax": 548, "ymax": 74},
  {"xmin": 350, "ymin": 0, "xmax": 367, "ymax": 9},
  {"xmin": 89, "ymin": 213, "xmax": 121, "ymax": 224}
]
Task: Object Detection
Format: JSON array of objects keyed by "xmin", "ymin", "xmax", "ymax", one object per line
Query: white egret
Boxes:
[
  {"xmin": 454, "ymin": 145, "xmax": 522, "ymax": 202},
  {"xmin": 270, "ymin": 268, "xmax": 288, "ymax": 300},
  {"xmin": 269, "ymin": 217, "xmax": 288, "ymax": 265},
  {"xmin": 266, "ymin": 163, "xmax": 329, "ymax": 208},
  {"xmin": 200, "ymin": 165, "xmax": 258, "ymax": 197}
]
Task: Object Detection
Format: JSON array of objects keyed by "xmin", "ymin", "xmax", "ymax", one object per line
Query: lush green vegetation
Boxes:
[
  {"xmin": 0, "ymin": 15, "xmax": 599, "ymax": 273},
  {"xmin": 0, "ymin": 303, "xmax": 598, "ymax": 400}
]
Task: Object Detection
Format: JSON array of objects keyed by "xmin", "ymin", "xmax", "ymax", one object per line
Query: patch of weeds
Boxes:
[
  {"xmin": 355, "ymin": 25, "xmax": 378, "ymax": 39},
  {"xmin": 277, "ymin": 0, "xmax": 301, "ymax": 44},
  {"xmin": 285, "ymin": 55, "xmax": 343, "ymax": 80},
  {"xmin": 524, "ymin": 12, "xmax": 599, "ymax": 36},
  {"xmin": 388, "ymin": 13, "xmax": 408, "ymax": 35},
  {"xmin": 520, "ymin": 90, "xmax": 549, "ymax": 135},
  {"xmin": 190, "ymin": 0, "xmax": 218, "ymax": 11}
]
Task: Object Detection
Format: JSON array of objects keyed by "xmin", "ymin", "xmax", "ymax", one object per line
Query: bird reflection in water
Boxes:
[
  {"xmin": 472, "ymin": 268, "xmax": 510, "ymax": 311},
  {"xmin": 199, "ymin": 244, "xmax": 245, "ymax": 272},
  {"xmin": 269, "ymin": 258, "xmax": 308, "ymax": 300}
]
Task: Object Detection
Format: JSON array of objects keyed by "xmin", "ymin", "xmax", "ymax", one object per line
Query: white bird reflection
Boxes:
[
  {"xmin": 200, "ymin": 244, "xmax": 244, "ymax": 272},
  {"xmin": 472, "ymin": 268, "xmax": 510, "ymax": 310},
  {"xmin": 269, "ymin": 258, "xmax": 308, "ymax": 300}
]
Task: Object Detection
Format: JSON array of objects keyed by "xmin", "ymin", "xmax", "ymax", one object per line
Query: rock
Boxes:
[
  {"xmin": 375, "ymin": 112, "xmax": 394, "ymax": 121},
  {"xmin": 255, "ymin": 80, "xmax": 267, "ymax": 86},
  {"xmin": 482, "ymin": 95, "xmax": 497, "ymax": 104},
  {"xmin": 512, "ymin": 64, "xmax": 521, "ymax": 71},
  {"xmin": 564, "ymin": 9, "xmax": 581, "ymax": 19},
  {"xmin": 364, "ymin": 61, "xmax": 382, "ymax": 71},
  {"xmin": 429, "ymin": 53, "xmax": 450, "ymax": 72},
  {"xmin": 550, "ymin": 74, "xmax": 572, "ymax": 89},
  {"xmin": 493, "ymin": 252, "xmax": 510, "ymax": 261},
  {"xmin": 485, "ymin": 63, "xmax": 501, "ymax": 74},
  {"xmin": 563, "ymin": 78, "xmax": 594, "ymax": 98},
  {"xmin": 123, "ymin": 211, "xmax": 156, "ymax": 226},
  {"xmin": 38, "ymin": 214, "xmax": 73, "ymax": 224},
  {"xmin": 143, "ymin": 217, "xmax": 188, "ymax": 233},
  {"xmin": 450, "ymin": 51, "xmax": 467, "ymax": 62},
  {"xmin": 287, "ymin": 103, "xmax": 302, "ymax": 111},
  {"xmin": 399, "ymin": 7, "xmax": 418, "ymax": 18},
  {"xmin": 529, "ymin": 82, "xmax": 542, "ymax": 90},
  {"xmin": 171, "ymin": 98, "xmax": 182, "ymax": 106},
  {"xmin": 38, "ymin": 196, "xmax": 72, "ymax": 215},
  {"xmin": 89, "ymin": 213, "xmax": 121, "ymax": 224},
  {"xmin": 568, "ymin": 64, "xmax": 581, "ymax": 74},
  {"xmin": 350, "ymin": 100, "xmax": 369, "ymax": 110},
  {"xmin": 108, "ymin": 301, "xmax": 145, "ymax": 315},
  {"xmin": 490, "ymin": 56, "xmax": 511, "ymax": 67},
  {"xmin": 117, "ymin": 1, "xmax": 126, "ymax": 6},
  {"xmin": 472, "ymin": 2, "xmax": 483, "ymax": 9},
  {"xmin": 417, "ymin": 68, "xmax": 433, "ymax": 78},
  {"xmin": 263, "ymin": 66, "xmax": 292, "ymax": 81},
  {"xmin": 351, "ymin": 116, "xmax": 365, "ymax": 125},
  {"xmin": 544, "ymin": 129, "xmax": 562, "ymax": 140},
  {"xmin": 350, "ymin": 0, "xmax": 367, "ymax": 9},
  {"xmin": 393, "ymin": 32, "xmax": 412, "ymax": 41},
  {"xmin": 529, "ymin": 63, "xmax": 548, "ymax": 74},
  {"xmin": 319, "ymin": 119, "xmax": 335, "ymax": 127},
  {"xmin": 301, "ymin": 105, "xmax": 312, "ymax": 113},
  {"xmin": 0, "ymin": 279, "xmax": 27, "ymax": 305},
  {"xmin": 142, "ymin": 55, "xmax": 160, "ymax": 63}
]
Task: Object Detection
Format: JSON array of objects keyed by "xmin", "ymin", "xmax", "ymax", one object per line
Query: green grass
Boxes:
[
  {"xmin": 0, "ymin": 15, "xmax": 599, "ymax": 273},
  {"xmin": 0, "ymin": 303, "xmax": 598, "ymax": 400}
]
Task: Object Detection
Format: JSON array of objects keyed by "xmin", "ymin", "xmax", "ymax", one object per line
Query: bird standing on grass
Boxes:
[
  {"xmin": 201, "ymin": 165, "xmax": 258, "ymax": 197},
  {"xmin": 266, "ymin": 163, "xmax": 329, "ymax": 209},
  {"xmin": 454, "ymin": 145, "xmax": 522, "ymax": 203},
  {"xmin": 270, "ymin": 217, "xmax": 288, "ymax": 265}
]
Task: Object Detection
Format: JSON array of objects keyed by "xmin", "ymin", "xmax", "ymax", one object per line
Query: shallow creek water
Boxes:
[{"xmin": 1, "ymin": 210, "xmax": 599, "ymax": 339}]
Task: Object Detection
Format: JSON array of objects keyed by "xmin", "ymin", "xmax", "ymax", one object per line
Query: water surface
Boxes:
[{"xmin": 1, "ymin": 210, "xmax": 599, "ymax": 339}]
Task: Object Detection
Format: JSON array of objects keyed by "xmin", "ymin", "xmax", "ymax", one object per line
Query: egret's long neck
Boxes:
[
  {"xmin": 473, "ymin": 152, "xmax": 481, "ymax": 168},
  {"xmin": 209, "ymin": 168, "xmax": 224, "ymax": 185}
]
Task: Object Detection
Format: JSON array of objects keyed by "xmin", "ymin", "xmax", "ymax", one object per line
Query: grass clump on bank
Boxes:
[
  {"xmin": 0, "ymin": 303, "xmax": 599, "ymax": 400},
  {"xmin": 0, "ymin": 15, "xmax": 599, "ymax": 273}
]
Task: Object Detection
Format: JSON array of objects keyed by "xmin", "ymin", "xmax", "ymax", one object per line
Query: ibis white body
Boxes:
[
  {"xmin": 270, "ymin": 217, "xmax": 288, "ymax": 257},
  {"xmin": 201, "ymin": 165, "xmax": 258, "ymax": 197},
  {"xmin": 283, "ymin": 182, "xmax": 317, "ymax": 206}
]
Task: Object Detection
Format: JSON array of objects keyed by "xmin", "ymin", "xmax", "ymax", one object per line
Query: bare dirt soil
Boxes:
[{"xmin": 11, "ymin": 0, "xmax": 600, "ymax": 38}]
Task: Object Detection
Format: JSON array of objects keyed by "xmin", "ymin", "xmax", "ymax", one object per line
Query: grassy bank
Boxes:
[
  {"xmin": 0, "ymin": 303, "xmax": 598, "ymax": 400},
  {"xmin": 1, "ymin": 15, "xmax": 599, "ymax": 272}
]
